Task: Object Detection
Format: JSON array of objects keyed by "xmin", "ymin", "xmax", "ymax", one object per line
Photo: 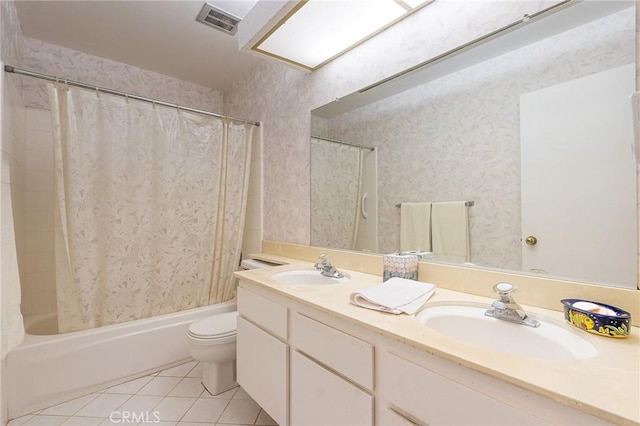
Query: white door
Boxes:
[{"xmin": 520, "ymin": 63, "xmax": 637, "ymax": 288}]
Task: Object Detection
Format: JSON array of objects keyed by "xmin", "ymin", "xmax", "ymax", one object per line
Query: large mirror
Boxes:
[{"xmin": 310, "ymin": 1, "xmax": 638, "ymax": 289}]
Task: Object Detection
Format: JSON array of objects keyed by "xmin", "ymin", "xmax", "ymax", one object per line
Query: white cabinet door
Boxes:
[
  {"xmin": 292, "ymin": 313, "xmax": 373, "ymax": 391},
  {"xmin": 237, "ymin": 286, "xmax": 287, "ymax": 339},
  {"xmin": 376, "ymin": 407, "xmax": 419, "ymax": 426},
  {"xmin": 379, "ymin": 351, "xmax": 547, "ymax": 425},
  {"xmin": 291, "ymin": 351, "xmax": 373, "ymax": 426},
  {"xmin": 237, "ymin": 317, "xmax": 288, "ymax": 426}
]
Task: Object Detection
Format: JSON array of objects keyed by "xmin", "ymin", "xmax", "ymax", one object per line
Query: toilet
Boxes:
[
  {"xmin": 187, "ymin": 311, "xmax": 238, "ymax": 394},
  {"xmin": 187, "ymin": 258, "xmax": 277, "ymax": 395}
]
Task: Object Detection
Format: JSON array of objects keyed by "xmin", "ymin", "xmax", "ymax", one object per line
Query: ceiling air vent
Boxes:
[{"xmin": 196, "ymin": 3, "xmax": 241, "ymax": 35}]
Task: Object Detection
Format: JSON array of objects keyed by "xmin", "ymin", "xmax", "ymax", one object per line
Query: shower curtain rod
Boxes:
[
  {"xmin": 3, "ymin": 65, "xmax": 260, "ymax": 127},
  {"xmin": 311, "ymin": 134, "xmax": 374, "ymax": 151}
]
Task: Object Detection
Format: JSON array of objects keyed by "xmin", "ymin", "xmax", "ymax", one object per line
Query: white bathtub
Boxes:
[{"xmin": 7, "ymin": 300, "xmax": 236, "ymax": 419}]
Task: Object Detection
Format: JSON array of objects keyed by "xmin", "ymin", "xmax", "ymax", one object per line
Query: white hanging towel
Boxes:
[
  {"xmin": 350, "ymin": 277, "xmax": 436, "ymax": 315},
  {"xmin": 400, "ymin": 202, "xmax": 432, "ymax": 252},
  {"xmin": 431, "ymin": 201, "xmax": 470, "ymax": 263}
]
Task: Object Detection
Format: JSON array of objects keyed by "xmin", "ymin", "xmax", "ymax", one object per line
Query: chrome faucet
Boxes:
[
  {"xmin": 314, "ymin": 254, "xmax": 345, "ymax": 279},
  {"xmin": 484, "ymin": 282, "xmax": 540, "ymax": 328}
]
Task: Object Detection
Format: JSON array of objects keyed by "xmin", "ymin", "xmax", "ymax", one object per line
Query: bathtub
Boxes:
[{"xmin": 7, "ymin": 300, "xmax": 236, "ymax": 419}]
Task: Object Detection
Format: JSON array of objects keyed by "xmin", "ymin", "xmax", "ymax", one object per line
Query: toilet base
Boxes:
[{"xmin": 202, "ymin": 360, "xmax": 237, "ymax": 395}]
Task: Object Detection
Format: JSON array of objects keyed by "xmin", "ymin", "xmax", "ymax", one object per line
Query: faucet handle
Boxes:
[
  {"xmin": 315, "ymin": 254, "xmax": 329, "ymax": 270},
  {"xmin": 493, "ymin": 282, "xmax": 516, "ymax": 296}
]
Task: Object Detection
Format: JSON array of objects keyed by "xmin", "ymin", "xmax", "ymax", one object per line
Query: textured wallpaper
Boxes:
[
  {"xmin": 224, "ymin": 0, "xmax": 560, "ymax": 245},
  {"xmin": 327, "ymin": 8, "xmax": 635, "ymax": 271},
  {"xmin": 21, "ymin": 38, "xmax": 224, "ymax": 113},
  {"xmin": 1, "ymin": 0, "xmax": 24, "ymax": 67},
  {"xmin": 1, "ymin": 0, "xmax": 27, "ymax": 379}
]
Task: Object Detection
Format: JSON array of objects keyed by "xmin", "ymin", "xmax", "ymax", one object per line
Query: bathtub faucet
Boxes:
[{"xmin": 314, "ymin": 254, "xmax": 345, "ymax": 279}]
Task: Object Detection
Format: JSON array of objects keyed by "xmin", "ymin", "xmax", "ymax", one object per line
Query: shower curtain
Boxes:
[
  {"xmin": 310, "ymin": 138, "xmax": 363, "ymax": 250},
  {"xmin": 49, "ymin": 85, "xmax": 253, "ymax": 333}
]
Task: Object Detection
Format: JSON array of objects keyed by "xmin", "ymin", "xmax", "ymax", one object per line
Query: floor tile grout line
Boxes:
[
  {"xmin": 99, "ymin": 392, "xmax": 136, "ymax": 421},
  {"xmin": 37, "ymin": 391, "xmax": 99, "ymax": 418},
  {"xmin": 174, "ymin": 391, "xmax": 233, "ymax": 425},
  {"xmin": 109, "ymin": 363, "xmax": 193, "ymax": 420},
  {"xmin": 184, "ymin": 361, "xmax": 199, "ymax": 378},
  {"xmin": 250, "ymin": 406, "xmax": 262, "ymax": 426},
  {"xmin": 22, "ymin": 362, "xmax": 266, "ymax": 425},
  {"xmin": 214, "ymin": 396, "xmax": 234, "ymax": 424},
  {"xmin": 42, "ymin": 366, "xmax": 169, "ymax": 419}
]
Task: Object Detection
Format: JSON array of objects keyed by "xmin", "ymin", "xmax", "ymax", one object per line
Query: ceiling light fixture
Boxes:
[{"xmin": 252, "ymin": 0, "xmax": 434, "ymax": 70}]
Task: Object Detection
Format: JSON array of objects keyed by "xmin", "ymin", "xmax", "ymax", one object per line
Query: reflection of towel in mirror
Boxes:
[
  {"xmin": 431, "ymin": 201, "xmax": 470, "ymax": 263},
  {"xmin": 350, "ymin": 277, "xmax": 436, "ymax": 315},
  {"xmin": 400, "ymin": 203, "xmax": 431, "ymax": 252}
]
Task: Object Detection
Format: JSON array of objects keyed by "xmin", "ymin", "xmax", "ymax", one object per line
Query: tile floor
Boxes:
[{"xmin": 8, "ymin": 361, "xmax": 277, "ymax": 426}]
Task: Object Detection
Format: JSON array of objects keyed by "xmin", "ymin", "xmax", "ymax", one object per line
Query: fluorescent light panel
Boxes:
[{"xmin": 254, "ymin": 0, "xmax": 431, "ymax": 70}]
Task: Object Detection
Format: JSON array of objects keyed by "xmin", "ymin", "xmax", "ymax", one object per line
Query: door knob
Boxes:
[{"xmin": 525, "ymin": 236, "xmax": 537, "ymax": 245}]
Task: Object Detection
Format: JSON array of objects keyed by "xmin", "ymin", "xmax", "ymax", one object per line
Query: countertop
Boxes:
[{"xmin": 235, "ymin": 257, "xmax": 640, "ymax": 425}]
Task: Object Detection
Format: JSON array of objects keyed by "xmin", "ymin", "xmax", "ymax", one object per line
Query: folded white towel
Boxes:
[{"xmin": 350, "ymin": 277, "xmax": 436, "ymax": 315}]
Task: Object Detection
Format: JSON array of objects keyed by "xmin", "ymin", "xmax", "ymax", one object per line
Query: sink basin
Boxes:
[
  {"xmin": 416, "ymin": 304, "xmax": 598, "ymax": 361},
  {"xmin": 271, "ymin": 269, "xmax": 350, "ymax": 285}
]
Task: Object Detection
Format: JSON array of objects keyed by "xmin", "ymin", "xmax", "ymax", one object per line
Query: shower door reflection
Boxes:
[{"xmin": 310, "ymin": 136, "xmax": 378, "ymax": 252}]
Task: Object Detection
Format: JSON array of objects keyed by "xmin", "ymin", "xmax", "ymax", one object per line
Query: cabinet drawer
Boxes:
[
  {"xmin": 379, "ymin": 351, "xmax": 547, "ymax": 426},
  {"xmin": 292, "ymin": 313, "xmax": 373, "ymax": 391},
  {"xmin": 291, "ymin": 351, "xmax": 373, "ymax": 426},
  {"xmin": 238, "ymin": 285, "xmax": 287, "ymax": 339},
  {"xmin": 237, "ymin": 317, "xmax": 288, "ymax": 426}
]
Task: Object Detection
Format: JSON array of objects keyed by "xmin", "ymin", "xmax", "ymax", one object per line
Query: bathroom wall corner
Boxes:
[
  {"xmin": 0, "ymin": 0, "xmax": 27, "ymax": 423},
  {"xmin": 242, "ymin": 123, "xmax": 264, "ymax": 257}
]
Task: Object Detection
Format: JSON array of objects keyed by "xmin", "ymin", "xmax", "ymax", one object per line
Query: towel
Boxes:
[
  {"xmin": 431, "ymin": 201, "xmax": 470, "ymax": 263},
  {"xmin": 350, "ymin": 277, "xmax": 436, "ymax": 315},
  {"xmin": 400, "ymin": 202, "xmax": 432, "ymax": 252}
]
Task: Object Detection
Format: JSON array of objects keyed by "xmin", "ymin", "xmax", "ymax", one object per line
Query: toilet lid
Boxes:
[{"xmin": 188, "ymin": 311, "xmax": 237, "ymax": 339}]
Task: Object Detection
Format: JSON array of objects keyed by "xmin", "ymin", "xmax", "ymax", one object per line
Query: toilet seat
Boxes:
[{"xmin": 188, "ymin": 311, "xmax": 237, "ymax": 340}]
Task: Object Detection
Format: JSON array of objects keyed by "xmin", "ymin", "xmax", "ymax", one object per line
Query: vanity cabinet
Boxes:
[
  {"xmin": 376, "ymin": 407, "xmax": 419, "ymax": 426},
  {"xmin": 376, "ymin": 348, "xmax": 614, "ymax": 426},
  {"xmin": 291, "ymin": 313, "xmax": 373, "ymax": 391},
  {"xmin": 290, "ymin": 312, "xmax": 374, "ymax": 425},
  {"xmin": 236, "ymin": 287, "xmax": 288, "ymax": 426},
  {"xmin": 290, "ymin": 351, "xmax": 373, "ymax": 425},
  {"xmin": 237, "ymin": 280, "xmax": 617, "ymax": 426},
  {"xmin": 378, "ymin": 351, "xmax": 546, "ymax": 425}
]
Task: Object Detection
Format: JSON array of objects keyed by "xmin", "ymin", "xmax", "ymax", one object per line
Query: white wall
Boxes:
[
  {"xmin": 21, "ymin": 38, "xmax": 223, "ymax": 112},
  {"xmin": 22, "ymin": 108, "xmax": 53, "ymax": 316},
  {"xmin": 0, "ymin": 0, "xmax": 26, "ymax": 423},
  {"xmin": 242, "ymin": 125, "xmax": 264, "ymax": 258}
]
